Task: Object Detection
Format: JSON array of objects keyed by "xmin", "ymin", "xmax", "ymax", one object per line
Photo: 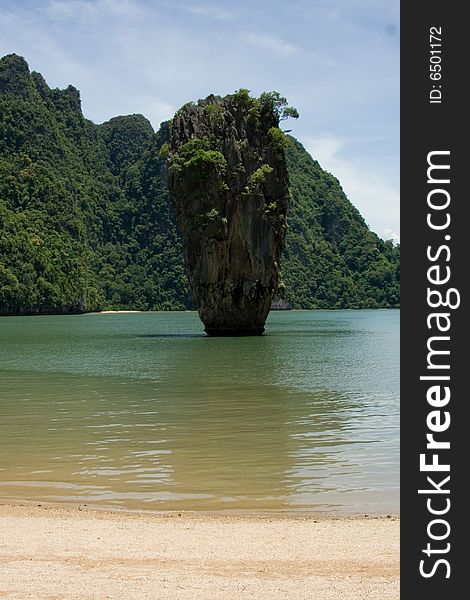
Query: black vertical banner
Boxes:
[{"xmin": 401, "ymin": 2, "xmax": 467, "ymax": 598}]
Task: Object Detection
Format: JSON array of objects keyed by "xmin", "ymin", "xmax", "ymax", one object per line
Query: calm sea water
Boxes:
[{"xmin": 0, "ymin": 310, "xmax": 399, "ymax": 514}]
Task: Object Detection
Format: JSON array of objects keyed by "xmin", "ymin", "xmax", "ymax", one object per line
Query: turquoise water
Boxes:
[{"xmin": 0, "ymin": 310, "xmax": 399, "ymax": 514}]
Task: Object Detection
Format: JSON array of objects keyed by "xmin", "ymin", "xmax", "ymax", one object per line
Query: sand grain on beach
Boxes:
[{"xmin": 0, "ymin": 505, "xmax": 399, "ymax": 600}]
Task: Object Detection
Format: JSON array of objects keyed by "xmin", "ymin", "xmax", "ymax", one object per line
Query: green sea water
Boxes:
[{"xmin": 0, "ymin": 310, "xmax": 399, "ymax": 514}]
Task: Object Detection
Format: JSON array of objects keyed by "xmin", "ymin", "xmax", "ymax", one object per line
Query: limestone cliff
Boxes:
[{"xmin": 167, "ymin": 91, "xmax": 294, "ymax": 335}]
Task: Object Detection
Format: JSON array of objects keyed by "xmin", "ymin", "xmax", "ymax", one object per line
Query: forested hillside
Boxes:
[
  {"xmin": 0, "ymin": 54, "xmax": 399, "ymax": 314},
  {"xmin": 284, "ymin": 139, "xmax": 400, "ymax": 308}
]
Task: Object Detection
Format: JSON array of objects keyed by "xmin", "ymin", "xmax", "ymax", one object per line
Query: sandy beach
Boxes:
[{"xmin": 0, "ymin": 504, "xmax": 399, "ymax": 600}]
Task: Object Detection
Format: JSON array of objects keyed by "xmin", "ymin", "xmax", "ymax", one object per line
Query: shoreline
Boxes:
[
  {"xmin": 99, "ymin": 309, "xmax": 147, "ymax": 313},
  {"xmin": 0, "ymin": 307, "xmax": 400, "ymax": 317},
  {"xmin": 0, "ymin": 497, "xmax": 400, "ymax": 519},
  {"xmin": 0, "ymin": 502, "xmax": 399, "ymax": 600}
]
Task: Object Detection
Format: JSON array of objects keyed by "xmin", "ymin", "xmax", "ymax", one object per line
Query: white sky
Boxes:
[{"xmin": 0, "ymin": 0, "xmax": 400, "ymax": 241}]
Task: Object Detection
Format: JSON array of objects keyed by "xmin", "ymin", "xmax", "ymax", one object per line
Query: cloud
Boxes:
[
  {"xmin": 183, "ymin": 3, "xmax": 237, "ymax": 22},
  {"xmin": 0, "ymin": 0, "xmax": 399, "ymax": 237},
  {"xmin": 241, "ymin": 33, "xmax": 299, "ymax": 57},
  {"xmin": 135, "ymin": 99, "xmax": 177, "ymax": 130},
  {"xmin": 45, "ymin": 0, "xmax": 138, "ymax": 21},
  {"xmin": 382, "ymin": 228, "xmax": 400, "ymax": 245},
  {"xmin": 305, "ymin": 133, "xmax": 399, "ymax": 238}
]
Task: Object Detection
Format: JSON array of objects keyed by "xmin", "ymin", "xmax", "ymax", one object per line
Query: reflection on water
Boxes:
[{"xmin": 0, "ymin": 310, "xmax": 399, "ymax": 513}]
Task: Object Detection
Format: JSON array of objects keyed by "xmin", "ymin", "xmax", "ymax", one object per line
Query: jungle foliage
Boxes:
[{"xmin": 0, "ymin": 54, "xmax": 399, "ymax": 314}]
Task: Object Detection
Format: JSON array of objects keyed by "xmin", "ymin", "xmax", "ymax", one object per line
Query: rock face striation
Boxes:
[{"xmin": 167, "ymin": 91, "xmax": 293, "ymax": 335}]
